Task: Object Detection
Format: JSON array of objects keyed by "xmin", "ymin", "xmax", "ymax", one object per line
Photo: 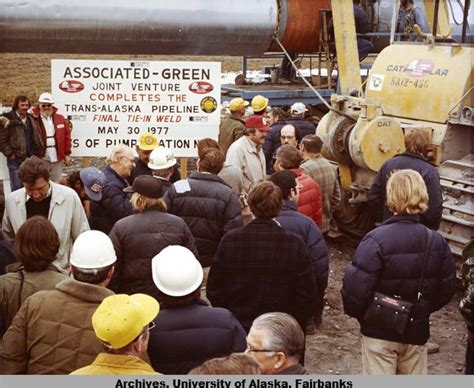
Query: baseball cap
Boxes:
[
  {"xmin": 92, "ymin": 294, "xmax": 160, "ymax": 349},
  {"xmin": 79, "ymin": 167, "xmax": 106, "ymax": 202},
  {"xmin": 291, "ymin": 102, "xmax": 308, "ymax": 115},
  {"xmin": 38, "ymin": 92, "xmax": 54, "ymax": 104},
  {"xmin": 245, "ymin": 115, "xmax": 270, "ymax": 132},
  {"xmin": 124, "ymin": 175, "xmax": 163, "ymax": 198},
  {"xmin": 138, "ymin": 133, "xmax": 158, "ymax": 151},
  {"xmin": 229, "ymin": 98, "xmax": 249, "ymax": 112}
]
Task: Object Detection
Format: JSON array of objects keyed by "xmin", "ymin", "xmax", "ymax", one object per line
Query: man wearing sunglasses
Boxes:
[{"xmin": 31, "ymin": 92, "xmax": 72, "ymax": 182}]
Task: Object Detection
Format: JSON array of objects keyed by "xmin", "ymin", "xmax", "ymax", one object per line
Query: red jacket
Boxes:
[
  {"xmin": 293, "ymin": 168, "xmax": 322, "ymax": 227},
  {"xmin": 32, "ymin": 106, "xmax": 71, "ymax": 161}
]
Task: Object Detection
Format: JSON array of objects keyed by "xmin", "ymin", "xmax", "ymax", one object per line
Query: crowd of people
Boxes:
[{"xmin": 0, "ymin": 91, "xmax": 471, "ymax": 376}]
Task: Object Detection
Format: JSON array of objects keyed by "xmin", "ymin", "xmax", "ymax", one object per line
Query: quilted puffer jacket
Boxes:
[
  {"xmin": 165, "ymin": 172, "xmax": 242, "ymax": 267},
  {"xmin": 293, "ymin": 168, "xmax": 323, "ymax": 227},
  {"xmin": 108, "ymin": 208, "xmax": 199, "ymax": 299},
  {"xmin": 0, "ymin": 277, "xmax": 113, "ymax": 374}
]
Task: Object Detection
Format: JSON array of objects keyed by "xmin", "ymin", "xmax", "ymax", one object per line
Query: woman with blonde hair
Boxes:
[
  {"xmin": 342, "ymin": 169, "xmax": 456, "ymax": 375},
  {"xmin": 108, "ymin": 175, "xmax": 198, "ymax": 300}
]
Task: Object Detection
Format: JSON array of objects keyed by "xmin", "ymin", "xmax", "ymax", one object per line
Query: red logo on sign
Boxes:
[
  {"xmin": 59, "ymin": 80, "xmax": 85, "ymax": 93},
  {"xmin": 189, "ymin": 81, "xmax": 214, "ymax": 94}
]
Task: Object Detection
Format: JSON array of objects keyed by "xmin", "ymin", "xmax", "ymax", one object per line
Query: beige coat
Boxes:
[
  {"xmin": 2, "ymin": 182, "xmax": 90, "ymax": 272},
  {"xmin": 0, "ymin": 277, "xmax": 114, "ymax": 375},
  {"xmin": 0, "ymin": 265, "xmax": 67, "ymax": 335},
  {"xmin": 225, "ymin": 135, "xmax": 266, "ymax": 193}
]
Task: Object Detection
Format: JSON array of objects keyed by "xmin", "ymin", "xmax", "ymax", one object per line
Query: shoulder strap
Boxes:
[
  {"xmin": 18, "ymin": 269, "xmax": 25, "ymax": 307},
  {"xmin": 415, "ymin": 228, "xmax": 434, "ymax": 304}
]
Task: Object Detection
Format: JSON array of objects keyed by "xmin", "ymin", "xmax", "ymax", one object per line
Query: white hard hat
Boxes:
[
  {"xmin": 38, "ymin": 92, "xmax": 54, "ymax": 104},
  {"xmin": 70, "ymin": 230, "xmax": 117, "ymax": 269},
  {"xmin": 151, "ymin": 246, "xmax": 203, "ymax": 297},
  {"xmin": 148, "ymin": 147, "xmax": 177, "ymax": 170}
]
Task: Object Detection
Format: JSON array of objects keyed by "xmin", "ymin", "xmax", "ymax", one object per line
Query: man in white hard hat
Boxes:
[
  {"xmin": 31, "ymin": 92, "xmax": 72, "ymax": 182},
  {"xmin": 218, "ymin": 97, "xmax": 249, "ymax": 156},
  {"xmin": 0, "ymin": 231, "xmax": 116, "ymax": 375},
  {"xmin": 148, "ymin": 146, "xmax": 177, "ymax": 195},
  {"xmin": 71, "ymin": 293, "xmax": 160, "ymax": 375},
  {"xmin": 128, "ymin": 133, "xmax": 180, "ymax": 186},
  {"xmin": 147, "ymin": 246, "xmax": 246, "ymax": 374}
]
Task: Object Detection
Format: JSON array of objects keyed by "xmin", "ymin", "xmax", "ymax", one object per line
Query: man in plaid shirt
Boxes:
[
  {"xmin": 300, "ymin": 135, "xmax": 341, "ymax": 235},
  {"xmin": 207, "ymin": 181, "xmax": 317, "ymax": 333}
]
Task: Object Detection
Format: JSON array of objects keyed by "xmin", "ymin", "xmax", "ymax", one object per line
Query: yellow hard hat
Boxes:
[
  {"xmin": 251, "ymin": 95, "xmax": 269, "ymax": 113},
  {"xmin": 229, "ymin": 98, "xmax": 249, "ymax": 112},
  {"xmin": 137, "ymin": 133, "xmax": 158, "ymax": 151},
  {"xmin": 92, "ymin": 294, "xmax": 160, "ymax": 349}
]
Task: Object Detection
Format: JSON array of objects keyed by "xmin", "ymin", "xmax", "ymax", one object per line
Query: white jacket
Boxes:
[{"xmin": 2, "ymin": 182, "xmax": 90, "ymax": 271}]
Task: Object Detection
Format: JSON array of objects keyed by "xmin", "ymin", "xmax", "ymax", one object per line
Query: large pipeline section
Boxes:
[{"xmin": 0, "ymin": 0, "xmax": 330, "ymax": 55}]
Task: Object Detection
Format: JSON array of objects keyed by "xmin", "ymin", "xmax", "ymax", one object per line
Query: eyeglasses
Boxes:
[
  {"xmin": 147, "ymin": 321, "xmax": 156, "ymax": 331},
  {"xmin": 121, "ymin": 156, "xmax": 135, "ymax": 163},
  {"xmin": 40, "ymin": 104, "xmax": 52, "ymax": 108},
  {"xmin": 246, "ymin": 343, "xmax": 278, "ymax": 353}
]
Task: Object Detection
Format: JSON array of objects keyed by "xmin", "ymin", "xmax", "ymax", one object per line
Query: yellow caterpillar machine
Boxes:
[{"xmin": 317, "ymin": 1, "xmax": 473, "ymax": 259}]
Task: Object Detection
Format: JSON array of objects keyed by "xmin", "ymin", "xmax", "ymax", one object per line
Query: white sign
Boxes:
[
  {"xmin": 368, "ymin": 74, "xmax": 385, "ymax": 92},
  {"xmin": 51, "ymin": 60, "xmax": 221, "ymax": 157}
]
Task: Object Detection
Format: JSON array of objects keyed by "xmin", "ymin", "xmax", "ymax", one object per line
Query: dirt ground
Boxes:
[
  {"xmin": 305, "ymin": 238, "xmax": 467, "ymax": 375},
  {"xmin": 0, "ymin": 53, "xmax": 303, "ymax": 106},
  {"xmin": 0, "ymin": 53, "xmax": 468, "ymax": 375}
]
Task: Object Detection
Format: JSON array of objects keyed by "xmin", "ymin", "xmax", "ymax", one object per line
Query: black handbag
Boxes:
[{"xmin": 363, "ymin": 229, "xmax": 434, "ymax": 335}]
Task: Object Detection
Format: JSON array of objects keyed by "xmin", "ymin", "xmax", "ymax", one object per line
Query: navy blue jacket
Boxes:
[
  {"xmin": 368, "ymin": 152, "xmax": 443, "ymax": 230},
  {"xmin": 262, "ymin": 120, "xmax": 287, "ymax": 173},
  {"xmin": 341, "ymin": 215, "xmax": 456, "ymax": 345},
  {"xmin": 285, "ymin": 117, "xmax": 316, "ymax": 139},
  {"xmin": 89, "ymin": 166, "xmax": 133, "ymax": 234},
  {"xmin": 165, "ymin": 172, "xmax": 242, "ymax": 267},
  {"xmin": 207, "ymin": 218, "xmax": 317, "ymax": 332},
  {"xmin": 276, "ymin": 200, "xmax": 329, "ymax": 293},
  {"xmin": 147, "ymin": 302, "xmax": 246, "ymax": 374}
]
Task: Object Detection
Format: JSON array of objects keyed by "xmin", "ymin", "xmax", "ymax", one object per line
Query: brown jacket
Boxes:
[
  {"xmin": 0, "ymin": 111, "xmax": 45, "ymax": 159},
  {"xmin": 0, "ymin": 265, "xmax": 67, "ymax": 336},
  {"xmin": 0, "ymin": 277, "xmax": 113, "ymax": 375},
  {"xmin": 218, "ymin": 115, "xmax": 246, "ymax": 156}
]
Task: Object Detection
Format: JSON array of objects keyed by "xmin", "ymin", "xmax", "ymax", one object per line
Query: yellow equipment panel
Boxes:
[{"xmin": 365, "ymin": 44, "xmax": 473, "ymax": 124}]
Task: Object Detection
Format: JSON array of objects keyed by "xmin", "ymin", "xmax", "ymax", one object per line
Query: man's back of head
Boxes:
[
  {"xmin": 198, "ymin": 147, "xmax": 225, "ymax": 175},
  {"xmin": 69, "ymin": 230, "xmax": 117, "ymax": 286},
  {"xmin": 248, "ymin": 181, "xmax": 282, "ymax": 220},
  {"xmin": 404, "ymin": 127, "xmax": 431, "ymax": 159},
  {"xmin": 269, "ymin": 170, "xmax": 298, "ymax": 201},
  {"xmin": 275, "ymin": 144, "xmax": 303, "ymax": 170}
]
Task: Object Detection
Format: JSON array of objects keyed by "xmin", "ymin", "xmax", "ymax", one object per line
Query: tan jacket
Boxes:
[
  {"xmin": 2, "ymin": 182, "xmax": 90, "ymax": 272},
  {"xmin": 70, "ymin": 353, "xmax": 158, "ymax": 375},
  {"xmin": 225, "ymin": 135, "xmax": 266, "ymax": 193},
  {"xmin": 0, "ymin": 265, "xmax": 67, "ymax": 335},
  {"xmin": 0, "ymin": 277, "xmax": 114, "ymax": 375}
]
